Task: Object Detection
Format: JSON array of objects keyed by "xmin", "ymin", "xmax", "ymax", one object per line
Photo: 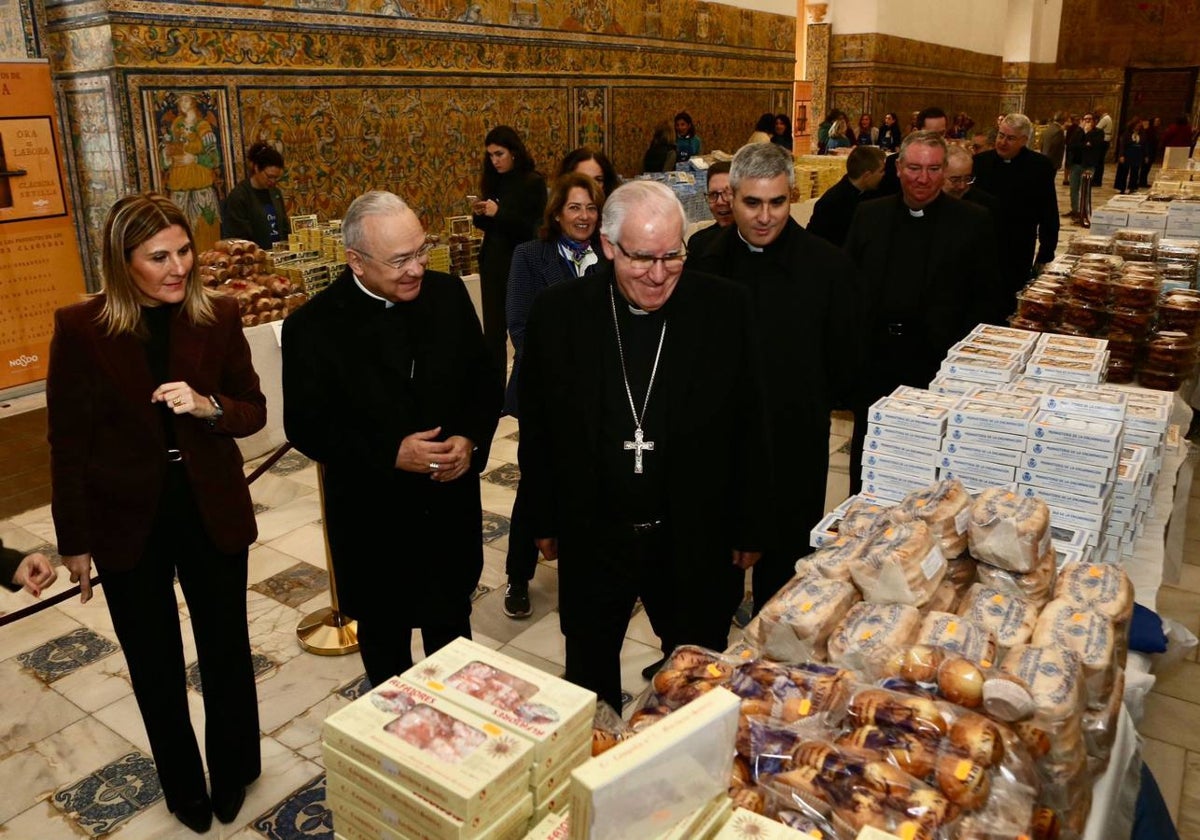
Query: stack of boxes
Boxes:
[
  {"xmin": 445, "ymin": 216, "xmax": 482, "ymax": 276},
  {"xmin": 1167, "ymin": 198, "xmax": 1200, "ymax": 241},
  {"xmin": 941, "ymin": 385, "xmax": 1040, "ymax": 493},
  {"xmin": 860, "ymin": 389, "xmax": 951, "ymax": 501},
  {"xmin": 322, "ymin": 638, "xmax": 595, "ymax": 840},
  {"xmin": 271, "ymin": 214, "xmax": 346, "ymax": 296},
  {"xmin": 794, "ymin": 156, "xmax": 846, "ymax": 199},
  {"xmin": 1024, "ymin": 333, "xmax": 1109, "ymax": 385}
]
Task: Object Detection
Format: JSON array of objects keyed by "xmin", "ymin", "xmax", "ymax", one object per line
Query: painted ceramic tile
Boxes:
[
  {"xmin": 186, "ymin": 651, "xmax": 277, "ymax": 693},
  {"xmin": 51, "ymin": 751, "xmax": 163, "ymax": 837},
  {"xmin": 17, "ymin": 627, "xmax": 119, "ymax": 683},
  {"xmin": 269, "ymin": 451, "xmax": 314, "ymax": 477},
  {"xmin": 481, "ymin": 511, "xmax": 510, "ymax": 544},
  {"xmin": 250, "ymin": 562, "xmax": 330, "ymax": 609},
  {"xmin": 483, "ymin": 462, "xmax": 520, "ymax": 489},
  {"xmin": 251, "ymin": 772, "xmax": 333, "ymax": 840}
]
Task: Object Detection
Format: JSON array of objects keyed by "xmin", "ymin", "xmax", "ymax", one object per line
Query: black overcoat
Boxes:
[
  {"xmin": 281, "ymin": 270, "xmax": 503, "ymax": 623},
  {"xmin": 972, "ymin": 146, "xmax": 1060, "ymax": 293},
  {"xmin": 517, "ymin": 264, "xmax": 772, "ymax": 636}
]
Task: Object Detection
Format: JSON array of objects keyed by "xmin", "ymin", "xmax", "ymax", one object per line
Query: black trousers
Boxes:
[
  {"xmin": 505, "ymin": 482, "xmax": 538, "ymax": 583},
  {"xmin": 480, "ymin": 269, "xmax": 508, "ymax": 374},
  {"xmin": 100, "ymin": 467, "xmax": 260, "ymax": 811},
  {"xmin": 753, "ymin": 550, "xmax": 803, "ymax": 615},
  {"xmin": 561, "ymin": 524, "xmax": 734, "ymax": 711},
  {"xmin": 1094, "ymin": 140, "xmax": 1110, "ymax": 186},
  {"xmin": 356, "ymin": 616, "xmax": 472, "ymax": 688}
]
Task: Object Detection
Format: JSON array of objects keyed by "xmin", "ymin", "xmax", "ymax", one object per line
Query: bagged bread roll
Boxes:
[
  {"xmin": 975, "ymin": 544, "xmax": 1057, "ymax": 607},
  {"xmin": 892, "ymin": 479, "xmax": 972, "ymax": 557},
  {"xmin": 840, "ymin": 496, "xmax": 895, "ymax": 538},
  {"xmin": 968, "ymin": 488, "xmax": 1050, "ymax": 573},
  {"xmin": 921, "ymin": 578, "xmax": 960, "ymax": 614},
  {"xmin": 800, "ymin": 534, "xmax": 866, "ymax": 582},
  {"xmin": 850, "ymin": 521, "xmax": 947, "ymax": 607},
  {"xmin": 917, "ymin": 611, "xmax": 997, "ymax": 666},
  {"xmin": 958, "ymin": 584, "xmax": 1038, "ymax": 652},
  {"xmin": 1054, "ymin": 561, "xmax": 1134, "ymax": 664},
  {"xmin": 1031, "ymin": 600, "xmax": 1115, "ymax": 710},
  {"xmin": 827, "ymin": 602, "xmax": 922, "ymax": 666},
  {"xmin": 743, "ymin": 574, "xmax": 861, "ymax": 662},
  {"xmin": 999, "ymin": 644, "xmax": 1085, "ymax": 722},
  {"xmin": 1081, "ymin": 667, "xmax": 1124, "ymax": 762}
]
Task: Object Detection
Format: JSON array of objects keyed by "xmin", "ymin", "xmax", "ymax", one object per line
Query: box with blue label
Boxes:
[
  {"xmin": 950, "ymin": 400, "xmax": 1037, "ymax": 435},
  {"xmin": 868, "ymin": 398, "xmax": 949, "ymax": 435},
  {"xmin": 1029, "ymin": 411, "xmax": 1122, "ymax": 452}
]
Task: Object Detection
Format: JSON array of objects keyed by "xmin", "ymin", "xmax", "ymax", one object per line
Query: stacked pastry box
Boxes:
[
  {"xmin": 1104, "ymin": 385, "xmax": 1173, "ymax": 560},
  {"xmin": 322, "ymin": 638, "xmax": 596, "ymax": 840},
  {"xmin": 860, "ymin": 387, "xmax": 953, "ymax": 502}
]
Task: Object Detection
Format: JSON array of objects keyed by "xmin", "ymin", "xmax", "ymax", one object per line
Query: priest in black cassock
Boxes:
[
  {"xmin": 282, "ymin": 191, "xmax": 502, "ymax": 687},
  {"xmin": 689, "ymin": 142, "xmax": 864, "ymax": 613},
  {"xmin": 517, "ymin": 180, "xmax": 772, "ymax": 711},
  {"xmin": 843, "ymin": 132, "xmax": 1005, "ymax": 494}
]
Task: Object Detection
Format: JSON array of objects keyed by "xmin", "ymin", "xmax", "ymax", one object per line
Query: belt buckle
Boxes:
[
  {"xmin": 166, "ymin": 449, "xmax": 183, "ymax": 462},
  {"xmin": 887, "ymin": 323, "xmax": 905, "ymax": 336}
]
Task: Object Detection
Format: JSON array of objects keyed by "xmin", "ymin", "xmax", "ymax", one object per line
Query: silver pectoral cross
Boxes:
[{"xmin": 623, "ymin": 427, "xmax": 655, "ymax": 474}]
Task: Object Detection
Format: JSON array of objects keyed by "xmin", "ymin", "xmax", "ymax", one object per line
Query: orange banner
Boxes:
[{"xmin": 0, "ymin": 59, "xmax": 86, "ymax": 390}]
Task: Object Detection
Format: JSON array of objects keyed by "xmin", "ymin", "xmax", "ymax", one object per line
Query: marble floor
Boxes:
[{"xmin": 2, "ymin": 170, "xmax": 1199, "ymax": 839}]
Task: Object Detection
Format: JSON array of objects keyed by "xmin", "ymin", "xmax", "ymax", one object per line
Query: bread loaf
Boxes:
[
  {"xmin": 999, "ymin": 644, "xmax": 1085, "ymax": 721},
  {"xmin": 893, "ymin": 479, "xmax": 972, "ymax": 557},
  {"xmin": 828, "ymin": 602, "xmax": 922, "ymax": 665},
  {"xmin": 958, "ymin": 584, "xmax": 1038, "ymax": 652},
  {"xmin": 1031, "ymin": 600, "xmax": 1115, "ymax": 710},
  {"xmin": 967, "ymin": 488, "xmax": 1050, "ymax": 573},
  {"xmin": 974, "ymin": 544, "xmax": 1057, "ymax": 607},
  {"xmin": 917, "ymin": 612, "xmax": 997, "ymax": 666},
  {"xmin": 841, "ymin": 497, "xmax": 895, "ymax": 538},
  {"xmin": 803, "ymin": 534, "xmax": 867, "ymax": 583},
  {"xmin": 743, "ymin": 574, "xmax": 861, "ymax": 662},
  {"xmin": 851, "ymin": 522, "xmax": 947, "ymax": 607}
]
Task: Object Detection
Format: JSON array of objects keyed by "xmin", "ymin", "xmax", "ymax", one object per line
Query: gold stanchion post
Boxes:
[{"xmin": 296, "ymin": 464, "xmax": 359, "ymax": 655}]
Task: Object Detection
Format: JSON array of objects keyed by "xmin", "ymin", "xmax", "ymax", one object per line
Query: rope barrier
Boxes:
[{"xmin": 0, "ymin": 441, "xmax": 295, "ymax": 629}]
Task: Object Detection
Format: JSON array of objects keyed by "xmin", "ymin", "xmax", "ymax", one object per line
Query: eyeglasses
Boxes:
[
  {"xmin": 705, "ymin": 189, "xmax": 732, "ymax": 204},
  {"xmin": 613, "ymin": 241, "xmax": 687, "ymax": 271},
  {"xmin": 946, "ymin": 175, "xmax": 976, "ymax": 186},
  {"xmin": 352, "ymin": 241, "xmax": 435, "ymax": 270},
  {"xmin": 996, "ymin": 131, "xmax": 1026, "ymax": 143},
  {"xmin": 902, "ymin": 164, "xmax": 944, "ymax": 176}
]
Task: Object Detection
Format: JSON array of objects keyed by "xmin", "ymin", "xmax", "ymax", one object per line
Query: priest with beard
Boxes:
[
  {"xmin": 843, "ymin": 131, "xmax": 1005, "ymax": 494},
  {"xmin": 517, "ymin": 180, "xmax": 771, "ymax": 711},
  {"xmin": 689, "ymin": 141, "xmax": 864, "ymax": 613}
]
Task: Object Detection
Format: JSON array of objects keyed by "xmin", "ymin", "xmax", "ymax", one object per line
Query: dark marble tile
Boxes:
[
  {"xmin": 187, "ymin": 652, "xmax": 277, "ymax": 694},
  {"xmin": 269, "ymin": 451, "xmax": 315, "ymax": 477},
  {"xmin": 835, "ymin": 438, "xmax": 851, "ymax": 454},
  {"xmin": 250, "ymin": 562, "xmax": 330, "ymax": 608},
  {"xmin": 52, "ymin": 751, "xmax": 163, "ymax": 836},
  {"xmin": 17, "ymin": 627, "xmax": 119, "ymax": 683},
  {"xmin": 253, "ymin": 502, "xmax": 273, "ymax": 515},
  {"xmin": 252, "ymin": 772, "xmax": 333, "ymax": 840},
  {"xmin": 472, "ymin": 583, "xmax": 493, "ymax": 602},
  {"xmin": 481, "ymin": 512, "xmax": 510, "ymax": 545},
  {"xmin": 337, "ymin": 673, "xmax": 371, "ymax": 701},
  {"xmin": 483, "ymin": 462, "xmax": 521, "ymax": 489}
]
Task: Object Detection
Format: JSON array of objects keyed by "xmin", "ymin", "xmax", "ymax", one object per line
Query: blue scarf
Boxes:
[{"xmin": 558, "ymin": 235, "xmax": 597, "ymax": 277}]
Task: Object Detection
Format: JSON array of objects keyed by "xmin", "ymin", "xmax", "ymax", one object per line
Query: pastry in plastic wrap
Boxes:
[
  {"xmin": 967, "ymin": 489, "xmax": 1050, "ymax": 574},
  {"xmin": 958, "ymin": 584, "xmax": 1039, "ymax": 652},
  {"xmin": 828, "ymin": 602, "xmax": 922, "ymax": 666},
  {"xmin": 999, "ymin": 645, "xmax": 1086, "ymax": 722},
  {"xmin": 1081, "ymin": 667, "xmax": 1124, "ymax": 763},
  {"xmin": 974, "ymin": 544, "xmax": 1057, "ymax": 608},
  {"xmin": 850, "ymin": 522, "xmax": 947, "ymax": 607},
  {"xmin": 1031, "ymin": 600, "xmax": 1115, "ymax": 710},
  {"xmin": 840, "ymin": 497, "xmax": 896, "ymax": 539},
  {"xmin": 801, "ymin": 534, "xmax": 867, "ymax": 582},
  {"xmin": 743, "ymin": 575, "xmax": 861, "ymax": 663},
  {"xmin": 847, "ymin": 686, "xmax": 948, "ymax": 739},
  {"xmin": 921, "ymin": 578, "xmax": 962, "ymax": 615},
  {"xmin": 892, "ymin": 479, "xmax": 972, "ymax": 558},
  {"xmin": 917, "ymin": 612, "xmax": 998, "ymax": 667},
  {"xmin": 948, "ymin": 711, "xmax": 1005, "ymax": 768},
  {"xmin": 1053, "ymin": 561, "xmax": 1134, "ymax": 662}
]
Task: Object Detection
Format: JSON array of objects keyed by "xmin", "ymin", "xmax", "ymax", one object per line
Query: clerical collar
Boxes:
[
  {"xmin": 736, "ymin": 228, "xmax": 764, "ymax": 253},
  {"xmin": 352, "ymin": 272, "xmax": 394, "ymax": 308},
  {"xmin": 908, "ymin": 207, "xmax": 925, "ymax": 218},
  {"xmin": 612, "ymin": 280, "xmax": 655, "ymax": 316}
]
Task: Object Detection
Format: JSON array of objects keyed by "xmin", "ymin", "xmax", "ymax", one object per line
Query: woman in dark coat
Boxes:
[
  {"xmin": 49, "ymin": 193, "xmax": 265, "ymax": 834},
  {"xmin": 472, "ymin": 125, "xmax": 547, "ymax": 374},
  {"xmin": 1114, "ymin": 116, "xmax": 1145, "ymax": 195},
  {"xmin": 220, "ymin": 142, "xmax": 290, "ymax": 250}
]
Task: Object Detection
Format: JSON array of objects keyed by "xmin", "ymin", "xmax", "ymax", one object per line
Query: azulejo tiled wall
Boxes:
[{"xmin": 37, "ymin": 1, "xmax": 794, "ymax": 286}]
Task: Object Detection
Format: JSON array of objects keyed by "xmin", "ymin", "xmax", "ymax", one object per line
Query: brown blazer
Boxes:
[{"xmin": 47, "ymin": 295, "xmax": 266, "ymax": 571}]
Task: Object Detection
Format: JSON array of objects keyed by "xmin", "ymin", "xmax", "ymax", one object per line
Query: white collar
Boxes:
[
  {"xmin": 737, "ymin": 229, "xmax": 764, "ymax": 253},
  {"xmin": 352, "ymin": 271, "xmax": 394, "ymax": 308}
]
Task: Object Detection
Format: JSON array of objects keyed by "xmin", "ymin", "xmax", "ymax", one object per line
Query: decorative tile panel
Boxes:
[
  {"xmin": 52, "ymin": 752, "xmax": 163, "ymax": 837},
  {"xmin": 252, "ymin": 772, "xmax": 333, "ymax": 840},
  {"xmin": 250, "ymin": 562, "xmax": 329, "ymax": 608},
  {"xmin": 481, "ymin": 511, "xmax": 509, "ymax": 544},
  {"xmin": 18, "ymin": 627, "xmax": 120, "ymax": 683},
  {"xmin": 186, "ymin": 650, "xmax": 277, "ymax": 693}
]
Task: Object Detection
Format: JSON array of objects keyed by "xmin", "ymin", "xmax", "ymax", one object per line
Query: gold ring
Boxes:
[{"xmin": 172, "ymin": 398, "xmax": 182, "ymax": 406}]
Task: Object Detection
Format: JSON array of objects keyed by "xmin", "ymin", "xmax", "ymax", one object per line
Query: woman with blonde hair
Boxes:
[{"xmin": 48, "ymin": 192, "xmax": 266, "ymax": 834}]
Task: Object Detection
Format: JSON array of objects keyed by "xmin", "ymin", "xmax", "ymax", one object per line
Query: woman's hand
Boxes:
[
  {"xmin": 62, "ymin": 553, "xmax": 94, "ymax": 603},
  {"xmin": 472, "ymin": 199, "xmax": 497, "ymax": 217},
  {"xmin": 151, "ymin": 382, "xmax": 217, "ymax": 418},
  {"xmin": 13, "ymin": 553, "xmax": 57, "ymax": 597}
]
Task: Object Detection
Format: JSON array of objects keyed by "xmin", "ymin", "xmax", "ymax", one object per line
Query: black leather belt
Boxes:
[{"xmin": 166, "ymin": 449, "xmax": 184, "ymax": 462}]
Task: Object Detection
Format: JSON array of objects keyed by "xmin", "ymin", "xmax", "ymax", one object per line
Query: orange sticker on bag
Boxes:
[{"xmin": 955, "ymin": 759, "xmax": 973, "ymax": 781}]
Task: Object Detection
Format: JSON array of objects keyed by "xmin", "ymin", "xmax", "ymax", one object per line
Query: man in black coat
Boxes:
[
  {"xmin": 972, "ymin": 113, "xmax": 1060, "ymax": 296},
  {"xmin": 944, "ymin": 146, "xmax": 1004, "ymax": 280},
  {"xmin": 690, "ymin": 142, "xmax": 863, "ymax": 613},
  {"xmin": 518, "ymin": 180, "xmax": 771, "ymax": 711},
  {"xmin": 875, "ymin": 106, "xmax": 948, "ymax": 196},
  {"xmin": 807, "ymin": 144, "xmax": 886, "ymax": 247},
  {"xmin": 282, "ymin": 191, "xmax": 503, "ymax": 687},
  {"xmin": 844, "ymin": 132, "xmax": 1005, "ymax": 494}
]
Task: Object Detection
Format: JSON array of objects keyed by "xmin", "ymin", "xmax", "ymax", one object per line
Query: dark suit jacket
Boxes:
[
  {"xmin": 875, "ymin": 152, "xmax": 901, "ymax": 196},
  {"xmin": 844, "ymin": 193, "xmax": 1007, "ymax": 397},
  {"xmin": 1, "ymin": 540, "xmax": 21, "ymax": 591},
  {"xmin": 517, "ymin": 264, "xmax": 771, "ymax": 633},
  {"xmin": 1040, "ymin": 121, "xmax": 1065, "ymax": 171},
  {"xmin": 282, "ymin": 270, "xmax": 502, "ymax": 621},
  {"xmin": 47, "ymin": 296, "xmax": 265, "ymax": 571},
  {"xmin": 807, "ymin": 174, "xmax": 872, "ymax": 247},
  {"xmin": 972, "ymin": 146, "xmax": 1060, "ymax": 292},
  {"xmin": 221, "ymin": 178, "xmax": 291, "ymax": 250}
]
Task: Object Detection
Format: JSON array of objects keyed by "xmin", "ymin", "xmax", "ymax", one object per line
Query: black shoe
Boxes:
[
  {"xmin": 213, "ymin": 785, "xmax": 246, "ymax": 824},
  {"xmin": 641, "ymin": 656, "xmax": 667, "ymax": 681},
  {"xmin": 503, "ymin": 580, "xmax": 532, "ymax": 618},
  {"xmin": 172, "ymin": 796, "xmax": 213, "ymax": 834},
  {"xmin": 731, "ymin": 592, "xmax": 755, "ymax": 629}
]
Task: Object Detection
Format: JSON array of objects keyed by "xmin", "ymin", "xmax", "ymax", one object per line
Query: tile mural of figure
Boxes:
[{"xmin": 150, "ymin": 91, "xmax": 226, "ymax": 252}]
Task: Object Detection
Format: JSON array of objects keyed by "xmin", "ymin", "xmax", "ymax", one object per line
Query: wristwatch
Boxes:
[{"xmin": 207, "ymin": 395, "xmax": 224, "ymax": 427}]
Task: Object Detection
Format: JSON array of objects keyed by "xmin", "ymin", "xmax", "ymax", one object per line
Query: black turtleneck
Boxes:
[{"xmin": 143, "ymin": 304, "xmax": 180, "ymax": 449}]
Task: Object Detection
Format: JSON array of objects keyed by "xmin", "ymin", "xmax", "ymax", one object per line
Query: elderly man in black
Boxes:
[
  {"xmin": 518, "ymin": 180, "xmax": 771, "ymax": 710},
  {"xmin": 844, "ymin": 131, "xmax": 1005, "ymax": 494},
  {"xmin": 690, "ymin": 142, "xmax": 863, "ymax": 612},
  {"xmin": 972, "ymin": 113, "xmax": 1060, "ymax": 295},
  {"xmin": 807, "ymin": 144, "xmax": 887, "ymax": 247}
]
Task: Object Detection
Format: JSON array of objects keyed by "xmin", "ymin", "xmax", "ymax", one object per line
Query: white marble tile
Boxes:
[
  {"xmin": 0, "ymin": 715, "xmax": 138, "ymax": 824},
  {"xmin": 0, "ymin": 659, "xmax": 88, "ymax": 754},
  {"xmin": 472, "ymin": 632, "xmax": 503, "ymax": 650},
  {"xmin": 496, "ymin": 644, "xmax": 563, "ymax": 677},
  {"xmin": 7, "ymin": 504, "xmax": 56, "ymax": 542},
  {"xmin": 0, "ymin": 605, "xmax": 82, "ymax": 663},
  {"xmin": 479, "ymin": 480, "xmax": 516, "ymax": 518},
  {"xmin": 255, "ymin": 646, "xmax": 368, "ymax": 734},
  {"xmin": 265, "ymin": 522, "xmax": 330, "ymax": 569},
  {"xmin": 286, "ymin": 463, "xmax": 321, "ymax": 490},
  {"xmin": 50, "ymin": 649, "xmax": 133, "ymax": 713},
  {"xmin": 488, "ymin": 436, "xmax": 520, "ymax": 465},
  {"xmin": 0, "ymin": 800, "xmax": 79, "ymax": 840},
  {"xmin": 292, "ymin": 589, "xmax": 332, "ymax": 619},
  {"xmin": 495, "ymin": 415, "xmax": 519, "ymax": 438},
  {"xmin": 273, "ymin": 691, "xmax": 350, "ymax": 760},
  {"xmin": 824, "ymin": 471, "xmax": 850, "ymax": 514},
  {"xmin": 51, "ymin": 584, "xmax": 134, "ymax": 640},
  {"xmin": 0, "ymin": 521, "xmax": 48, "ymax": 553},
  {"xmin": 479, "ymin": 545, "xmax": 508, "ymax": 590},
  {"xmin": 830, "ymin": 413, "xmax": 854, "ymax": 438},
  {"xmin": 625, "ymin": 607, "xmax": 663, "ymax": 649},
  {"xmin": 249, "ymin": 471, "xmax": 317, "ymax": 509},
  {"xmin": 506, "ymin": 612, "xmax": 566, "ymax": 666},
  {"xmin": 619, "ymin": 637, "xmax": 664, "ymax": 713},
  {"xmin": 828, "ymin": 434, "xmax": 849, "ymax": 456},
  {"xmin": 245, "ymin": 592, "xmax": 305, "ymax": 665},
  {"xmin": 252, "ymin": 495, "xmax": 323, "ymax": 544},
  {"xmin": 248, "ymin": 543, "xmax": 307, "ymax": 585},
  {"xmin": 93, "ymin": 692, "xmax": 178, "ymax": 759}
]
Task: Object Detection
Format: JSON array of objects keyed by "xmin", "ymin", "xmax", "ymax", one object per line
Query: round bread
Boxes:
[
  {"xmin": 999, "ymin": 644, "xmax": 1085, "ymax": 721},
  {"xmin": 937, "ymin": 656, "xmax": 986, "ymax": 708},
  {"xmin": 893, "ymin": 479, "xmax": 972, "ymax": 557},
  {"xmin": 959, "ymin": 584, "xmax": 1038, "ymax": 651},
  {"xmin": 805, "ymin": 535, "xmax": 868, "ymax": 582},
  {"xmin": 948, "ymin": 711, "xmax": 1005, "ymax": 767},
  {"xmin": 934, "ymin": 752, "xmax": 990, "ymax": 809},
  {"xmin": 1031, "ymin": 599, "xmax": 1115, "ymax": 709},
  {"xmin": 975, "ymin": 544, "xmax": 1057, "ymax": 607},
  {"xmin": 968, "ymin": 488, "xmax": 1050, "ymax": 573},
  {"xmin": 917, "ymin": 612, "xmax": 997, "ymax": 666},
  {"xmin": 840, "ymin": 497, "xmax": 896, "ymax": 538},
  {"xmin": 828, "ymin": 602, "xmax": 922, "ymax": 664},
  {"xmin": 1053, "ymin": 562, "xmax": 1134, "ymax": 625},
  {"xmin": 851, "ymin": 521, "xmax": 946, "ymax": 607},
  {"xmin": 898, "ymin": 644, "xmax": 944, "ymax": 684}
]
